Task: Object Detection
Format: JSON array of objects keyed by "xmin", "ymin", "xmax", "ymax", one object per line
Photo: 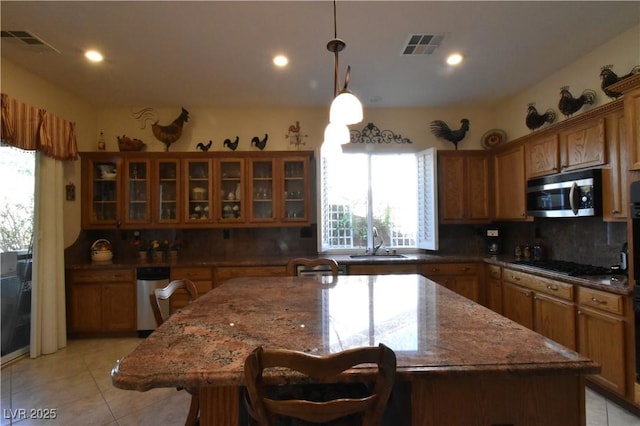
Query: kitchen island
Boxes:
[{"xmin": 111, "ymin": 274, "xmax": 599, "ymax": 425}]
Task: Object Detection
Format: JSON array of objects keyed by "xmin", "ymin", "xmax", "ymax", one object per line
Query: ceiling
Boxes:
[{"xmin": 1, "ymin": 1, "xmax": 639, "ymax": 109}]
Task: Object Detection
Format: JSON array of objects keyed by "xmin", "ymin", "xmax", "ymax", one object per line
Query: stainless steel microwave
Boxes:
[{"xmin": 526, "ymin": 169, "xmax": 602, "ymax": 217}]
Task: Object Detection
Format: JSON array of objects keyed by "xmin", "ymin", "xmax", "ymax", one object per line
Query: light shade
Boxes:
[
  {"xmin": 323, "ymin": 122, "xmax": 351, "ymax": 145},
  {"xmin": 329, "ymin": 90, "xmax": 363, "ymax": 125}
]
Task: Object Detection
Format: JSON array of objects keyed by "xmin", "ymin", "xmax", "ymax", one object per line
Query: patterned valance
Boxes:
[{"xmin": 1, "ymin": 93, "xmax": 78, "ymax": 160}]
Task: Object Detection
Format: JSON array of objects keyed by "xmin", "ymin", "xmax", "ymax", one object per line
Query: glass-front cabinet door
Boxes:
[
  {"xmin": 124, "ymin": 159, "xmax": 151, "ymax": 225},
  {"xmin": 155, "ymin": 159, "xmax": 181, "ymax": 224},
  {"xmin": 281, "ymin": 157, "xmax": 310, "ymax": 222},
  {"xmin": 217, "ymin": 158, "xmax": 244, "ymax": 223},
  {"xmin": 249, "ymin": 159, "xmax": 275, "ymax": 223},
  {"xmin": 184, "ymin": 159, "xmax": 213, "ymax": 224},
  {"xmin": 85, "ymin": 156, "xmax": 122, "ymax": 227}
]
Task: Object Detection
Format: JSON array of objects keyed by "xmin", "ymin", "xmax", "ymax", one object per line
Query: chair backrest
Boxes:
[
  {"xmin": 149, "ymin": 279, "xmax": 199, "ymax": 326},
  {"xmin": 244, "ymin": 343, "xmax": 396, "ymax": 426},
  {"xmin": 286, "ymin": 257, "xmax": 339, "ymax": 276}
]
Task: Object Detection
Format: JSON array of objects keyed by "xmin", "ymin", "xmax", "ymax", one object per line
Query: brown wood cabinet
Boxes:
[
  {"xmin": 526, "ymin": 134, "xmax": 560, "ymax": 179},
  {"xmin": 484, "ymin": 264, "xmax": 502, "ymax": 314},
  {"xmin": 66, "ymin": 268, "xmax": 136, "ymax": 336},
  {"xmin": 577, "ymin": 286, "xmax": 626, "ymax": 394},
  {"xmin": 80, "ymin": 151, "xmax": 313, "ymax": 230},
  {"xmin": 438, "ymin": 151, "xmax": 491, "ymax": 224},
  {"xmin": 170, "ymin": 266, "xmax": 214, "ymax": 311},
  {"xmin": 559, "ymin": 116, "xmax": 606, "ymax": 171},
  {"xmin": 214, "ymin": 265, "xmax": 288, "ymax": 286},
  {"xmin": 493, "ymin": 144, "xmax": 528, "ymax": 221},
  {"xmin": 501, "ymin": 267, "xmax": 576, "ymax": 350},
  {"xmin": 610, "ymin": 74, "xmax": 640, "ymax": 170},
  {"xmin": 420, "ymin": 263, "xmax": 480, "ymax": 303},
  {"xmin": 349, "ymin": 263, "xmax": 418, "ymax": 275},
  {"xmin": 602, "ymin": 106, "xmax": 629, "ymax": 221}
]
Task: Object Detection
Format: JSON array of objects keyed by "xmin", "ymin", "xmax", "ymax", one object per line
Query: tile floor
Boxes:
[{"xmin": 1, "ymin": 337, "xmax": 640, "ymax": 426}]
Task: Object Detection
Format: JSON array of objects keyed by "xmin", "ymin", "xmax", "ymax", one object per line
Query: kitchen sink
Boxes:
[{"xmin": 349, "ymin": 254, "xmax": 407, "ymax": 259}]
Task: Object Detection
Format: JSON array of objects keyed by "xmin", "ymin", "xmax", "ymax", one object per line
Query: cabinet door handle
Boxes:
[
  {"xmin": 432, "ymin": 268, "xmax": 441, "ymax": 272},
  {"xmin": 522, "ymin": 290, "xmax": 531, "ymax": 297},
  {"xmin": 546, "ymin": 285, "xmax": 558, "ymax": 291},
  {"xmin": 591, "ymin": 297, "xmax": 607, "ymax": 305}
]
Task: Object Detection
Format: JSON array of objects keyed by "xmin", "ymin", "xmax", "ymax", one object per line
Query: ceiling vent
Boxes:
[
  {"xmin": 1, "ymin": 30, "xmax": 59, "ymax": 53},
  {"xmin": 402, "ymin": 34, "xmax": 444, "ymax": 56}
]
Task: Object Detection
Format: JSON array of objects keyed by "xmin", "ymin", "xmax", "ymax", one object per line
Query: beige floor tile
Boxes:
[
  {"xmin": 607, "ymin": 399, "xmax": 640, "ymax": 426},
  {"xmin": 115, "ymin": 390, "xmax": 193, "ymax": 426},
  {"xmin": 11, "ymin": 370, "xmax": 100, "ymax": 414},
  {"xmin": 8, "ymin": 393, "xmax": 114, "ymax": 426},
  {"xmin": 586, "ymin": 387, "xmax": 608, "ymax": 426},
  {"xmin": 101, "ymin": 384, "xmax": 178, "ymax": 420}
]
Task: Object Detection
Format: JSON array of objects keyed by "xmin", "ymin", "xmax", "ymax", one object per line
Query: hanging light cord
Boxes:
[{"xmin": 327, "ymin": 0, "xmax": 346, "ymax": 98}]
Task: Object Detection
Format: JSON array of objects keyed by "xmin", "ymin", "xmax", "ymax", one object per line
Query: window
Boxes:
[{"xmin": 320, "ymin": 148, "xmax": 437, "ymax": 253}]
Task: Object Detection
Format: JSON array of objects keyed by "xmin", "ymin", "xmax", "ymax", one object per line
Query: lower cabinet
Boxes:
[
  {"xmin": 501, "ymin": 267, "xmax": 576, "ymax": 350},
  {"xmin": 66, "ymin": 268, "xmax": 136, "ymax": 336},
  {"xmin": 577, "ymin": 286, "xmax": 626, "ymax": 395},
  {"xmin": 420, "ymin": 263, "xmax": 480, "ymax": 303},
  {"xmin": 485, "ymin": 264, "xmax": 503, "ymax": 314},
  {"xmin": 349, "ymin": 263, "xmax": 418, "ymax": 276},
  {"xmin": 170, "ymin": 266, "xmax": 214, "ymax": 312},
  {"xmin": 214, "ymin": 265, "xmax": 287, "ymax": 286}
]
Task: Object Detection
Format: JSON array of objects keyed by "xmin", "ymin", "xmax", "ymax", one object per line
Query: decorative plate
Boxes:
[{"xmin": 481, "ymin": 129, "xmax": 506, "ymax": 150}]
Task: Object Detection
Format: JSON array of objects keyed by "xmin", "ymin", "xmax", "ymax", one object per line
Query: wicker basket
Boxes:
[{"xmin": 117, "ymin": 135, "xmax": 146, "ymax": 152}]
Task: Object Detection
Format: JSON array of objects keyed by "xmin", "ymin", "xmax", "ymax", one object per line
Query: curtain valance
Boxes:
[{"xmin": 1, "ymin": 93, "xmax": 78, "ymax": 160}]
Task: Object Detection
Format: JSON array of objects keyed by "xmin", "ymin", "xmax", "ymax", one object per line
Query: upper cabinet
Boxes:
[
  {"xmin": 82, "ymin": 154, "xmax": 123, "ymax": 228},
  {"xmin": 80, "ymin": 151, "xmax": 313, "ymax": 230},
  {"xmin": 559, "ymin": 117, "xmax": 606, "ymax": 171},
  {"xmin": 438, "ymin": 151, "xmax": 491, "ymax": 224},
  {"xmin": 526, "ymin": 134, "xmax": 559, "ymax": 179},
  {"xmin": 609, "ymin": 74, "xmax": 640, "ymax": 171},
  {"xmin": 493, "ymin": 144, "xmax": 528, "ymax": 221}
]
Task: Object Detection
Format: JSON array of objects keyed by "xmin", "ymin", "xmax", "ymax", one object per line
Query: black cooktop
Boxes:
[{"xmin": 514, "ymin": 259, "xmax": 612, "ymax": 276}]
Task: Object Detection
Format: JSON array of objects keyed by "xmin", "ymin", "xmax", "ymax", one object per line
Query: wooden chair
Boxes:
[
  {"xmin": 149, "ymin": 278, "xmax": 199, "ymax": 327},
  {"xmin": 286, "ymin": 257, "xmax": 339, "ymax": 277},
  {"xmin": 149, "ymin": 279, "xmax": 200, "ymax": 426},
  {"xmin": 244, "ymin": 343, "xmax": 396, "ymax": 426}
]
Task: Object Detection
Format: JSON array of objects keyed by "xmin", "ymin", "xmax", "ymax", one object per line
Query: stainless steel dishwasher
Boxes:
[{"xmin": 136, "ymin": 267, "xmax": 170, "ymax": 337}]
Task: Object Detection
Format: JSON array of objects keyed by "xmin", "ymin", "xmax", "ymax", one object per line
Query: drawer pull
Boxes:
[
  {"xmin": 546, "ymin": 285, "xmax": 558, "ymax": 291},
  {"xmin": 432, "ymin": 268, "xmax": 441, "ymax": 272},
  {"xmin": 512, "ymin": 275, "xmax": 520, "ymax": 281},
  {"xmin": 591, "ymin": 297, "xmax": 607, "ymax": 305}
]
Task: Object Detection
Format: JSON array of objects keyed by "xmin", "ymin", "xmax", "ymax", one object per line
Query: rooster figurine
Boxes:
[
  {"xmin": 223, "ymin": 136, "xmax": 239, "ymax": 151},
  {"xmin": 558, "ymin": 86, "xmax": 596, "ymax": 118},
  {"xmin": 196, "ymin": 140, "xmax": 212, "ymax": 152},
  {"xmin": 251, "ymin": 134, "xmax": 268, "ymax": 150},
  {"xmin": 430, "ymin": 118, "xmax": 469, "ymax": 150},
  {"xmin": 134, "ymin": 107, "xmax": 190, "ymax": 151},
  {"xmin": 600, "ymin": 64, "xmax": 640, "ymax": 99},
  {"xmin": 525, "ymin": 103, "xmax": 556, "ymax": 131}
]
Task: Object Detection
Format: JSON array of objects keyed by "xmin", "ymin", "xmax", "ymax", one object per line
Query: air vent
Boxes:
[
  {"xmin": 402, "ymin": 34, "xmax": 444, "ymax": 56},
  {"xmin": 1, "ymin": 30, "xmax": 59, "ymax": 53}
]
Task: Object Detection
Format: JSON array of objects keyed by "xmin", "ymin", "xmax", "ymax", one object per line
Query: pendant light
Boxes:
[{"xmin": 322, "ymin": 0, "xmax": 362, "ymax": 149}]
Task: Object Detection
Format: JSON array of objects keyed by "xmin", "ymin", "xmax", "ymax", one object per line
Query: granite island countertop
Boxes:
[{"xmin": 111, "ymin": 274, "xmax": 599, "ymax": 392}]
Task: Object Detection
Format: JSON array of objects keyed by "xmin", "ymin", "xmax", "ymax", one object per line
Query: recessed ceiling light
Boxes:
[
  {"xmin": 273, "ymin": 55, "xmax": 288, "ymax": 67},
  {"xmin": 85, "ymin": 50, "xmax": 104, "ymax": 63},
  {"xmin": 446, "ymin": 53, "xmax": 463, "ymax": 66}
]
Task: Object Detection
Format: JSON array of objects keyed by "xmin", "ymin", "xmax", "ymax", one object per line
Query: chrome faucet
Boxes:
[{"xmin": 372, "ymin": 227, "xmax": 384, "ymax": 255}]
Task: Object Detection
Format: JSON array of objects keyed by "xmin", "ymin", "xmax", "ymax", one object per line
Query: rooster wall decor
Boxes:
[
  {"xmin": 196, "ymin": 140, "xmax": 212, "ymax": 152},
  {"xmin": 558, "ymin": 86, "xmax": 596, "ymax": 118},
  {"xmin": 133, "ymin": 107, "xmax": 189, "ymax": 151},
  {"xmin": 286, "ymin": 121, "xmax": 308, "ymax": 149},
  {"xmin": 223, "ymin": 136, "xmax": 239, "ymax": 151},
  {"xmin": 251, "ymin": 134, "xmax": 269, "ymax": 150},
  {"xmin": 600, "ymin": 64, "xmax": 640, "ymax": 99},
  {"xmin": 525, "ymin": 103, "xmax": 556, "ymax": 131},
  {"xmin": 430, "ymin": 118, "xmax": 469, "ymax": 150}
]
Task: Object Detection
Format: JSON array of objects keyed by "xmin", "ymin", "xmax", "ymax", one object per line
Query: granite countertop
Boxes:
[
  {"xmin": 111, "ymin": 274, "xmax": 599, "ymax": 392},
  {"xmin": 70, "ymin": 252, "xmax": 630, "ymax": 295}
]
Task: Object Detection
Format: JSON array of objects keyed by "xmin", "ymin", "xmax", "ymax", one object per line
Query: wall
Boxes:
[
  {"xmin": 495, "ymin": 24, "xmax": 640, "ymax": 141},
  {"xmin": 2, "ymin": 23, "xmax": 638, "ymax": 261}
]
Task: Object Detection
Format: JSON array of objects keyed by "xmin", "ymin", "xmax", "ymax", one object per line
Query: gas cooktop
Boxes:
[{"xmin": 514, "ymin": 260, "xmax": 613, "ymax": 276}]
